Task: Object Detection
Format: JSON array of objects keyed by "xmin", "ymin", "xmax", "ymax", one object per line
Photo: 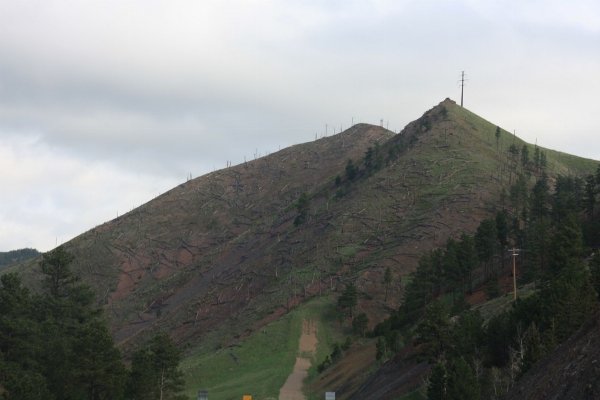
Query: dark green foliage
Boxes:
[
  {"xmin": 540, "ymin": 151, "xmax": 547, "ymax": 169},
  {"xmin": 475, "ymin": 219, "xmax": 497, "ymax": 279},
  {"xmin": 508, "ymin": 144, "xmax": 519, "ymax": 159},
  {"xmin": 457, "ymin": 234, "xmax": 478, "ymax": 293},
  {"xmin": 520, "ymin": 145, "xmax": 529, "ymax": 167},
  {"xmin": 334, "ymin": 175, "xmax": 342, "ymax": 186},
  {"xmin": 495, "ymin": 211, "xmax": 509, "ymax": 249},
  {"xmin": 0, "ymin": 248, "xmax": 188, "ymax": 400},
  {"xmin": 40, "ymin": 247, "xmax": 76, "ymax": 298},
  {"xmin": 446, "ymin": 357, "xmax": 480, "ymax": 400},
  {"xmin": 584, "ymin": 174, "xmax": 596, "ymax": 216},
  {"xmin": 375, "ymin": 337, "xmax": 386, "ymax": 361},
  {"xmin": 509, "ymin": 174, "xmax": 528, "ymax": 214},
  {"xmin": 128, "ymin": 333, "xmax": 186, "ymax": 400},
  {"xmin": 552, "ymin": 176, "xmax": 583, "ymax": 223},
  {"xmin": 415, "ymin": 300, "xmax": 450, "ymax": 361},
  {"xmin": 352, "ymin": 313, "xmax": 369, "ymax": 337},
  {"xmin": 337, "ymin": 282, "xmax": 358, "ymax": 319},
  {"xmin": 530, "ymin": 174, "xmax": 550, "ymax": 220},
  {"xmin": 293, "ymin": 192, "xmax": 310, "ymax": 226},
  {"xmin": 364, "ymin": 142, "xmax": 383, "ymax": 174},
  {"xmin": 383, "ymin": 266, "xmax": 393, "ymax": 302},
  {"xmin": 494, "ymin": 126, "xmax": 501, "ymax": 151},
  {"xmin": 427, "ymin": 362, "xmax": 446, "ymax": 400},
  {"xmin": 450, "ymin": 311, "xmax": 485, "ymax": 359},
  {"xmin": 484, "ymin": 275, "xmax": 502, "ymax": 300},
  {"xmin": 345, "ymin": 159, "xmax": 358, "ymax": 181},
  {"xmin": 374, "ymin": 165, "xmax": 600, "ymax": 399},
  {"xmin": 521, "ymin": 322, "xmax": 544, "ymax": 373},
  {"xmin": 590, "ymin": 252, "xmax": 600, "ymax": 300},
  {"xmin": 427, "ymin": 357, "xmax": 479, "ymax": 400}
]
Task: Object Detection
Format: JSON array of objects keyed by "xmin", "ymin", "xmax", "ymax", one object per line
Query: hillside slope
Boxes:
[
  {"xmin": 504, "ymin": 311, "xmax": 600, "ymax": 400},
  {"xmin": 7, "ymin": 99, "xmax": 597, "ymax": 361}
]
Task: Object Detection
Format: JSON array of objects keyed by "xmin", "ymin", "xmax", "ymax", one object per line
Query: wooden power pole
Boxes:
[{"xmin": 508, "ymin": 248, "xmax": 520, "ymax": 301}]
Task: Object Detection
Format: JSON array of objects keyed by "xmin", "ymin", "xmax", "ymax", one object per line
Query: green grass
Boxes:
[
  {"xmin": 181, "ymin": 296, "xmax": 342, "ymax": 400},
  {"xmin": 397, "ymin": 387, "xmax": 427, "ymax": 400}
]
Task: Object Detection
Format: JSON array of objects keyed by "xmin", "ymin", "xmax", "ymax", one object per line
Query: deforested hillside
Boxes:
[{"xmin": 7, "ymin": 98, "xmax": 598, "ymax": 362}]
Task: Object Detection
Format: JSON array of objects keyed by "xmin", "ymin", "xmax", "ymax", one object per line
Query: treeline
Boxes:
[
  {"xmin": 0, "ymin": 247, "xmax": 188, "ymax": 400},
  {"xmin": 0, "ymin": 248, "xmax": 39, "ymax": 270},
  {"xmin": 374, "ymin": 165, "xmax": 600, "ymax": 399}
]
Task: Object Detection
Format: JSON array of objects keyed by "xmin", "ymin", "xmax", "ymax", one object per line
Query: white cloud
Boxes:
[
  {"xmin": 0, "ymin": 133, "xmax": 176, "ymax": 251},
  {"xmin": 0, "ymin": 0, "xmax": 599, "ymax": 250}
]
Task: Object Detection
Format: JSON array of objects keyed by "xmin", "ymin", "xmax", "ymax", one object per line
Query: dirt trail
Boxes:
[{"xmin": 279, "ymin": 320, "xmax": 317, "ymax": 400}]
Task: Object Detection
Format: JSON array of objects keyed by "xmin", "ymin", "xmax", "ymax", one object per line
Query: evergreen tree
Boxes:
[
  {"xmin": 352, "ymin": 313, "xmax": 369, "ymax": 337},
  {"xmin": 416, "ymin": 300, "xmax": 450, "ymax": 361},
  {"xmin": 40, "ymin": 246, "xmax": 76, "ymax": 298},
  {"xmin": 345, "ymin": 159, "xmax": 358, "ymax": 181},
  {"xmin": 590, "ymin": 252, "xmax": 600, "ymax": 300},
  {"xmin": 457, "ymin": 234, "xmax": 478, "ymax": 293},
  {"xmin": 383, "ymin": 266, "xmax": 393, "ymax": 302},
  {"xmin": 293, "ymin": 192, "xmax": 310, "ymax": 226},
  {"xmin": 475, "ymin": 219, "xmax": 497, "ymax": 277},
  {"xmin": 450, "ymin": 311, "xmax": 484, "ymax": 359},
  {"xmin": 337, "ymin": 282, "xmax": 358, "ymax": 319},
  {"xmin": 584, "ymin": 174, "xmax": 596, "ymax": 217},
  {"xmin": 446, "ymin": 357, "xmax": 480, "ymax": 400},
  {"xmin": 521, "ymin": 144, "xmax": 529, "ymax": 167},
  {"xmin": 37, "ymin": 247, "xmax": 126, "ymax": 400},
  {"xmin": 128, "ymin": 333, "xmax": 187, "ymax": 400},
  {"xmin": 427, "ymin": 362, "xmax": 447, "ymax": 400},
  {"xmin": 495, "ymin": 126, "xmax": 501, "ymax": 152}
]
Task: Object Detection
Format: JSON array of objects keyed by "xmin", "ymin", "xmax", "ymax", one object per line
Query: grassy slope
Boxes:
[{"xmin": 181, "ymin": 296, "xmax": 345, "ymax": 400}]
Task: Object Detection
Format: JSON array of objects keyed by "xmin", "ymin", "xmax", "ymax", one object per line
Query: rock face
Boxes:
[{"xmin": 504, "ymin": 311, "xmax": 600, "ymax": 400}]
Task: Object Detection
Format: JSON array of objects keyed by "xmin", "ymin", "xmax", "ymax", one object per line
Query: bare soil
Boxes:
[{"xmin": 279, "ymin": 320, "xmax": 317, "ymax": 400}]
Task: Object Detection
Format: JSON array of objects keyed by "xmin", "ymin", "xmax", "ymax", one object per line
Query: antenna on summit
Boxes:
[{"xmin": 458, "ymin": 71, "xmax": 466, "ymax": 107}]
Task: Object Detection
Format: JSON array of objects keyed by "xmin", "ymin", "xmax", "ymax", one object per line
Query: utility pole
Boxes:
[
  {"xmin": 459, "ymin": 71, "xmax": 466, "ymax": 107},
  {"xmin": 508, "ymin": 248, "xmax": 520, "ymax": 301}
]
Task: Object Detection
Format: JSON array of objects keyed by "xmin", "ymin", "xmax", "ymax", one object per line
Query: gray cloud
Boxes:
[{"xmin": 0, "ymin": 0, "xmax": 599, "ymax": 250}]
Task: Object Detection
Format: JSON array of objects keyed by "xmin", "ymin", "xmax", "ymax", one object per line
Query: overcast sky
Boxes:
[{"xmin": 1, "ymin": 0, "xmax": 599, "ymax": 251}]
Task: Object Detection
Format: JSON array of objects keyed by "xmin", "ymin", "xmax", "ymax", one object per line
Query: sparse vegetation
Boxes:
[{"xmin": 4, "ymin": 99, "xmax": 598, "ymax": 400}]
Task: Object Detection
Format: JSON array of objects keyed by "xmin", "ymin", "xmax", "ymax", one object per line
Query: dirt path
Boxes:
[{"xmin": 279, "ymin": 320, "xmax": 318, "ymax": 400}]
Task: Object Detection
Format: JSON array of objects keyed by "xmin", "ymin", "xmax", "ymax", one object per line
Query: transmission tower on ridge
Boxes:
[{"xmin": 459, "ymin": 71, "xmax": 466, "ymax": 107}]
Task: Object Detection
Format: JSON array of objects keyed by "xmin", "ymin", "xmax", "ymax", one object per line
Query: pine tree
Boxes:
[
  {"xmin": 352, "ymin": 313, "xmax": 369, "ymax": 337},
  {"xmin": 475, "ymin": 219, "xmax": 497, "ymax": 278},
  {"xmin": 383, "ymin": 267, "xmax": 392, "ymax": 302},
  {"xmin": 446, "ymin": 357, "xmax": 480, "ymax": 400},
  {"xmin": 590, "ymin": 252, "xmax": 600, "ymax": 300},
  {"xmin": 337, "ymin": 282, "xmax": 358, "ymax": 319},
  {"xmin": 427, "ymin": 362, "xmax": 447, "ymax": 400},
  {"xmin": 457, "ymin": 234, "xmax": 478, "ymax": 293},
  {"xmin": 128, "ymin": 333, "xmax": 187, "ymax": 400},
  {"xmin": 416, "ymin": 300, "xmax": 450, "ymax": 361},
  {"xmin": 495, "ymin": 126, "xmax": 501, "ymax": 152},
  {"xmin": 521, "ymin": 144, "xmax": 529, "ymax": 168}
]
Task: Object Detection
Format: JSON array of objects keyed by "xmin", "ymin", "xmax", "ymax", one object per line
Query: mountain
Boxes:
[
  {"xmin": 6, "ymin": 99, "xmax": 598, "ymax": 398},
  {"xmin": 0, "ymin": 248, "xmax": 39, "ymax": 271}
]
